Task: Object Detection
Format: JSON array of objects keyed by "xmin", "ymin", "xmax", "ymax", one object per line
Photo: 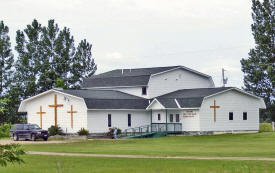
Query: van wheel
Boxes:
[
  {"xmin": 31, "ymin": 134, "xmax": 36, "ymax": 141},
  {"xmin": 43, "ymin": 137, "xmax": 48, "ymax": 141},
  {"xmin": 13, "ymin": 134, "xmax": 19, "ymax": 141}
]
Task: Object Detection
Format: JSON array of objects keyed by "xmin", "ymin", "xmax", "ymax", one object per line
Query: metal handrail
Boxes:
[{"xmin": 123, "ymin": 123, "xmax": 182, "ymax": 137}]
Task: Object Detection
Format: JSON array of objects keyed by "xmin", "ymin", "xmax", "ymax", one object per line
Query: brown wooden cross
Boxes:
[
  {"xmin": 49, "ymin": 94, "xmax": 63, "ymax": 126},
  {"xmin": 210, "ymin": 100, "xmax": 220, "ymax": 122},
  {"xmin": 67, "ymin": 105, "xmax": 77, "ymax": 129},
  {"xmin": 36, "ymin": 106, "xmax": 46, "ymax": 128}
]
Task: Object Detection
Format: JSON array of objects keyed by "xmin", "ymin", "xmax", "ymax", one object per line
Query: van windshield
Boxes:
[{"xmin": 29, "ymin": 124, "xmax": 41, "ymax": 130}]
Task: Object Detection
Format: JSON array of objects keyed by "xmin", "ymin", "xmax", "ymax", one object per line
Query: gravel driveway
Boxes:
[{"xmin": 0, "ymin": 139, "xmax": 68, "ymax": 145}]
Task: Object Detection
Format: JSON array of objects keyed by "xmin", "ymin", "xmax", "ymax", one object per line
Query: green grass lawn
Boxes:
[
  {"xmin": 23, "ymin": 132, "xmax": 275, "ymax": 158},
  {"xmin": 0, "ymin": 155, "xmax": 275, "ymax": 173}
]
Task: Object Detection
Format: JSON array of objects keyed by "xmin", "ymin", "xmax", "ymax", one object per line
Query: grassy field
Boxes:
[
  {"xmin": 0, "ymin": 155, "xmax": 275, "ymax": 173},
  {"xmin": 23, "ymin": 132, "xmax": 275, "ymax": 158}
]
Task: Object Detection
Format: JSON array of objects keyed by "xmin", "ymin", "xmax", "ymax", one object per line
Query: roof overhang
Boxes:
[
  {"xmin": 83, "ymin": 85, "xmax": 147, "ymax": 89},
  {"xmin": 18, "ymin": 89, "xmax": 85, "ymax": 112},
  {"xmin": 151, "ymin": 66, "xmax": 211, "ymax": 78},
  {"xmin": 146, "ymin": 98, "xmax": 166, "ymax": 110},
  {"xmin": 204, "ymin": 87, "xmax": 266, "ymax": 109}
]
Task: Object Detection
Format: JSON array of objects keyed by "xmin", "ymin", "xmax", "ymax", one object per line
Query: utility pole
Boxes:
[{"xmin": 222, "ymin": 68, "xmax": 228, "ymax": 87}]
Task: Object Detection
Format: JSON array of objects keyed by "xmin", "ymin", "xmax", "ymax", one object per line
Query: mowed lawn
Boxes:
[
  {"xmin": 24, "ymin": 132, "xmax": 275, "ymax": 158},
  {"xmin": 1, "ymin": 155, "xmax": 275, "ymax": 173}
]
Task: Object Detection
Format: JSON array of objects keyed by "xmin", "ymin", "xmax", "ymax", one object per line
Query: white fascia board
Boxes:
[
  {"xmin": 203, "ymin": 87, "xmax": 266, "ymax": 109},
  {"xmin": 87, "ymin": 108, "xmax": 200, "ymax": 111},
  {"xmin": 151, "ymin": 66, "xmax": 211, "ymax": 78},
  {"xmin": 146, "ymin": 98, "xmax": 166, "ymax": 110},
  {"xmin": 204, "ymin": 88, "xmax": 263, "ymax": 100},
  {"xmin": 87, "ymin": 109, "xmax": 146, "ymax": 111},
  {"xmin": 174, "ymin": 99, "xmax": 181, "ymax": 108},
  {"xmin": 179, "ymin": 107, "xmax": 200, "ymax": 110},
  {"xmin": 165, "ymin": 108, "xmax": 200, "ymax": 110},
  {"xmin": 18, "ymin": 89, "xmax": 84, "ymax": 112},
  {"xmin": 83, "ymin": 85, "xmax": 147, "ymax": 89}
]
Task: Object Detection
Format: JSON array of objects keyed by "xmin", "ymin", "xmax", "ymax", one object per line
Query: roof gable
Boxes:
[
  {"xmin": 146, "ymin": 99, "xmax": 165, "ymax": 110},
  {"xmin": 82, "ymin": 65, "xmax": 212, "ymax": 88}
]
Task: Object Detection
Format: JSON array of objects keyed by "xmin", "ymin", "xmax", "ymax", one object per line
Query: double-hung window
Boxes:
[
  {"xmin": 170, "ymin": 114, "xmax": 173, "ymax": 122},
  {"xmin": 229, "ymin": 112, "xmax": 233, "ymax": 120},
  {"xmin": 158, "ymin": 114, "xmax": 161, "ymax": 121},
  {"xmin": 176, "ymin": 114, "xmax": 180, "ymax": 122},
  {"xmin": 108, "ymin": 114, "xmax": 111, "ymax": 127},
  {"xmin": 128, "ymin": 114, "xmax": 131, "ymax": 127},
  {"xmin": 243, "ymin": 112, "xmax": 247, "ymax": 120}
]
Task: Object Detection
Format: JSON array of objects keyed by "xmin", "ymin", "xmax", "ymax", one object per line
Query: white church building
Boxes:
[{"xmin": 18, "ymin": 66, "xmax": 266, "ymax": 134}]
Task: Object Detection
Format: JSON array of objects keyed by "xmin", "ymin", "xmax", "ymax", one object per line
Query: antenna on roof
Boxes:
[
  {"xmin": 222, "ymin": 68, "xmax": 228, "ymax": 87},
  {"xmin": 121, "ymin": 69, "xmax": 124, "ymax": 75}
]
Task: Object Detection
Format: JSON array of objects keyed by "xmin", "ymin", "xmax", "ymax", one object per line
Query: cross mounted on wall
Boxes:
[
  {"xmin": 49, "ymin": 94, "xmax": 63, "ymax": 126},
  {"xmin": 67, "ymin": 105, "xmax": 77, "ymax": 129},
  {"xmin": 36, "ymin": 106, "xmax": 46, "ymax": 128},
  {"xmin": 210, "ymin": 100, "xmax": 220, "ymax": 123}
]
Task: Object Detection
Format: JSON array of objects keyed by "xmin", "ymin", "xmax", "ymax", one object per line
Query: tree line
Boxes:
[
  {"xmin": 241, "ymin": 0, "xmax": 274, "ymax": 121},
  {"xmin": 0, "ymin": 19, "xmax": 97, "ymax": 123},
  {"xmin": 0, "ymin": 0, "xmax": 274, "ymax": 124}
]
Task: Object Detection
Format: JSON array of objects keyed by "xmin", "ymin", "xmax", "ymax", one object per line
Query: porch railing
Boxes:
[
  {"xmin": 122, "ymin": 123, "xmax": 182, "ymax": 137},
  {"xmin": 151, "ymin": 123, "xmax": 182, "ymax": 133}
]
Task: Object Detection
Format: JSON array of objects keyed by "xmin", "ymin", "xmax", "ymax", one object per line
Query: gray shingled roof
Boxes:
[
  {"xmin": 82, "ymin": 75, "xmax": 150, "ymax": 88},
  {"xmin": 55, "ymin": 89, "xmax": 144, "ymax": 99},
  {"xmin": 84, "ymin": 99, "xmax": 148, "ymax": 109},
  {"xmin": 155, "ymin": 87, "xmax": 233, "ymax": 108},
  {"xmin": 54, "ymin": 89, "xmax": 148, "ymax": 109},
  {"xmin": 54, "ymin": 87, "xmax": 234, "ymax": 109},
  {"xmin": 82, "ymin": 65, "xmax": 211, "ymax": 88},
  {"xmin": 90, "ymin": 66, "xmax": 180, "ymax": 78}
]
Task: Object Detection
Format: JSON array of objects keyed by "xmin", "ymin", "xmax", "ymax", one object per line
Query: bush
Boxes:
[
  {"xmin": 0, "ymin": 124, "xmax": 12, "ymax": 138},
  {"xmin": 259, "ymin": 123, "xmax": 273, "ymax": 132},
  {"xmin": 48, "ymin": 125, "xmax": 63, "ymax": 136},
  {"xmin": 77, "ymin": 128, "xmax": 89, "ymax": 136}
]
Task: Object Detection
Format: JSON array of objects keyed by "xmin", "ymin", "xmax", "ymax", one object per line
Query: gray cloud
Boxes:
[{"xmin": 0, "ymin": 0, "xmax": 254, "ymax": 88}]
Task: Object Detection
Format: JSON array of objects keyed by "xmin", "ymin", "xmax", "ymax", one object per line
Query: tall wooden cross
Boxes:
[
  {"xmin": 210, "ymin": 100, "xmax": 220, "ymax": 122},
  {"xmin": 36, "ymin": 106, "xmax": 46, "ymax": 128},
  {"xmin": 49, "ymin": 94, "xmax": 63, "ymax": 126},
  {"xmin": 67, "ymin": 105, "xmax": 77, "ymax": 129}
]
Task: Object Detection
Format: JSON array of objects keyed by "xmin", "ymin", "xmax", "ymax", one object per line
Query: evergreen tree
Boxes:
[
  {"xmin": 71, "ymin": 39, "xmax": 97, "ymax": 88},
  {"xmin": 15, "ymin": 19, "xmax": 41, "ymax": 98},
  {"xmin": 0, "ymin": 21, "xmax": 15, "ymax": 123},
  {"xmin": 0, "ymin": 21, "xmax": 14, "ymax": 96},
  {"xmin": 241, "ymin": 0, "xmax": 275, "ymax": 121},
  {"xmin": 15, "ymin": 19, "xmax": 97, "ymax": 99}
]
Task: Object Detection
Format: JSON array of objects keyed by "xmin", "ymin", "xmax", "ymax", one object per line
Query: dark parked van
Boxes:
[{"xmin": 10, "ymin": 124, "xmax": 49, "ymax": 141}]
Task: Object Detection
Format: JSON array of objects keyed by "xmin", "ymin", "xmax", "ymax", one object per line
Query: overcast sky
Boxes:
[{"xmin": 1, "ymin": 0, "xmax": 255, "ymax": 88}]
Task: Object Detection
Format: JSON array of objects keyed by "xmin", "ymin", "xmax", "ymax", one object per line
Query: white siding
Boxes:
[
  {"xmin": 147, "ymin": 68, "xmax": 214, "ymax": 98},
  {"xmin": 86, "ymin": 87, "xmax": 148, "ymax": 98},
  {"xmin": 115, "ymin": 87, "xmax": 148, "ymax": 98},
  {"xmin": 87, "ymin": 110, "xmax": 150, "ymax": 133},
  {"xmin": 151, "ymin": 109, "xmax": 200, "ymax": 131},
  {"xmin": 24, "ymin": 91, "xmax": 87, "ymax": 133},
  {"xmin": 199, "ymin": 90, "xmax": 262, "ymax": 131},
  {"xmin": 181, "ymin": 110, "xmax": 200, "ymax": 131}
]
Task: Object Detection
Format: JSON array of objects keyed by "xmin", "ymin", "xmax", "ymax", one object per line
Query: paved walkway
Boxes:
[{"xmin": 27, "ymin": 151, "xmax": 275, "ymax": 162}]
